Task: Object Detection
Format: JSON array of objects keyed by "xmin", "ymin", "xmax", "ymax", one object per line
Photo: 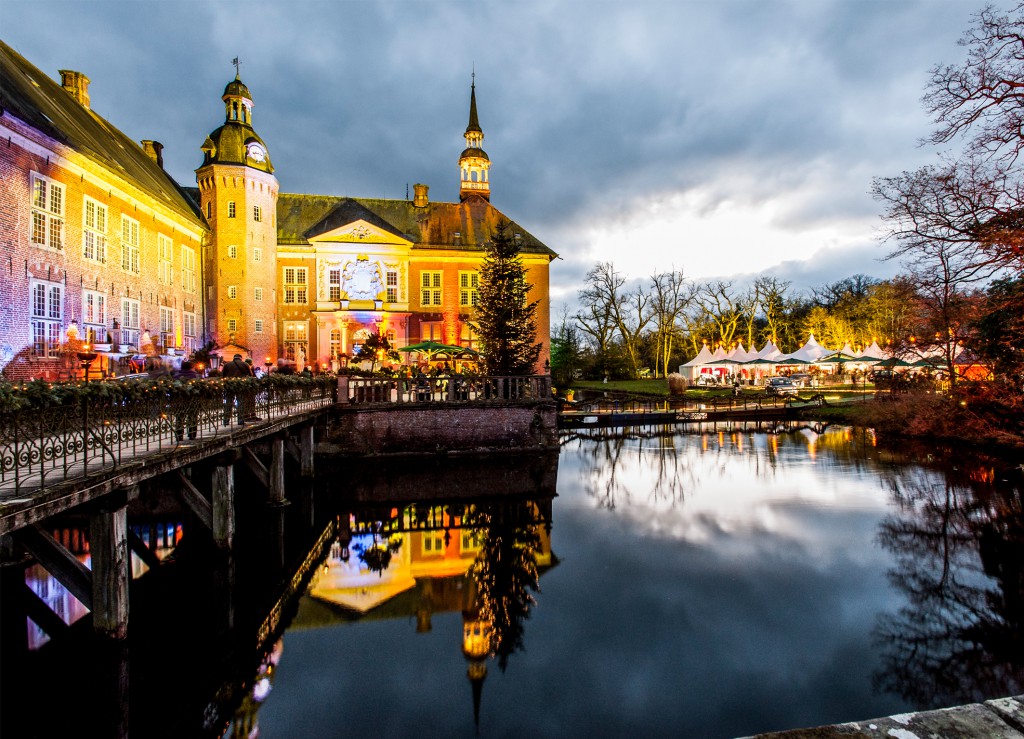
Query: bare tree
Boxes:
[
  {"xmin": 649, "ymin": 269, "xmax": 695, "ymax": 377},
  {"xmin": 693, "ymin": 280, "xmax": 750, "ymax": 348},
  {"xmin": 576, "ymin": 263, "xmax": 621, "ymax": 377},
  {"xmin": 754, "ymin": 276, "xmax": 791, "ymax": 348}
]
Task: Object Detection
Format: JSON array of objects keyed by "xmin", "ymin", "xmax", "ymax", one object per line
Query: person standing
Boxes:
[
  {"xmin": 222, "ymin": 353, "xmax": 253, "ymax": 424},
  {"xmin": 173, "ymin": 360, "xmax": 201, "ymax": 440}
]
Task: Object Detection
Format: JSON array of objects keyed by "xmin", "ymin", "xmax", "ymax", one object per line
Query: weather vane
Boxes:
[{"xmin": 232, "ymin": 57, "xmax": 241, "ymax": 77}]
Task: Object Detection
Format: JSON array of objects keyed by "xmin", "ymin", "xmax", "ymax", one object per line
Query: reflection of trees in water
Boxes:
[
  {"xmin": 561, "ymin": 422, "xmax": 859, "ymax": 510},
  {"xmin": 466, "ymin": 501, "xmax": 542, "ymax": 670},
  {"xmin": 874, "ymin": 463, "xmax": 1024, "ymax": 707},
  {"xmin": 564, "ymin": 425, "xmax": 696, "ymax": 509}
]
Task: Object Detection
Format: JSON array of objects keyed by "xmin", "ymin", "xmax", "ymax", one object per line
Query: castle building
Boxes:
[{"xmin": 0, "ymin": 41, "xmax": 556, "ymax": 378}]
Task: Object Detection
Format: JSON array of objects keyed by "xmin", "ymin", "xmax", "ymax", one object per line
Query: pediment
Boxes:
[
  {"xmin": 311, "ymin": 219, "xmax": 412, "ymax": 246},
  {"xmin": 303, "ymin": 198, "xmax": 411, "ymax": 245}
]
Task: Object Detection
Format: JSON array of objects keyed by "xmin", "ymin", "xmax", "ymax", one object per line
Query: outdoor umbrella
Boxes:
[
  {"xmin": 816, "ymin": 351, "xmax": 864, "ymax": 363},
  {"xmin": 398, "ymin": 341, "xmax": 467, "ymax": 362},
  {"xmin": 741, "ymin": 357, "xmax": 779, "ymax": 365}
]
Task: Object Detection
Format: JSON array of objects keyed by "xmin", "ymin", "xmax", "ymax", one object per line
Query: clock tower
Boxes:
[{"xmin": 196, "ymin": 73, "xmax": 279, "ymax": 364}]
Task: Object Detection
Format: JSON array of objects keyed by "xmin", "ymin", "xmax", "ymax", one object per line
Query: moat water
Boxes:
[{"xmin": 4, "ymin": 423, "xmax": 1023, "ymax": 738}]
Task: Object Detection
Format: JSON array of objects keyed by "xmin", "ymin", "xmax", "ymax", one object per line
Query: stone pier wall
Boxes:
[{"xmin": 320, "ymin": 402, "xmax": 558, "ymax": 457}]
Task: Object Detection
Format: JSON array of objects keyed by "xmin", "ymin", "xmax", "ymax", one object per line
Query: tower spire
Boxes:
[{"xmin": 459, "ymin": 73, "xmax": 490, "ymax": 202}]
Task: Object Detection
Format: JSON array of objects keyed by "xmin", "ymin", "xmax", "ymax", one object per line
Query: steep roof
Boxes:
[
  {"xmin": 0, "ymin": 40, "xmax": 204, "ymax": 227},
  {"xmin": 277, "ymin": 193, "xmax": 556, "ymax": 258}
]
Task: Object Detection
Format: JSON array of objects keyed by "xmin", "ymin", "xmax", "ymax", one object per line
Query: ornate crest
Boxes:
[{"xmin": 342, "ymin": 259, "xmax": 383, "ymax": 300}]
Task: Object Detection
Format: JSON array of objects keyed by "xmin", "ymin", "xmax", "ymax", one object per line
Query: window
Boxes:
[
  {"xmin": 423, "ymin": 533, "xmax": 445, "ymax": 554},
  {"xmin": 461, "ymin": 529, "xmax": 482, "ymax": 553},
  {"xmin": 82, "ymin": 197, "xmax": 107, "ymax": 262},
  {"xmin": 253, "ymin": 247, "xmax": 262, "ymax": 263},
  {"xmin": 228, "ymin": 285, "xmax": 237, "ymax": 299},
  {"xmin": 121, "ymin": 298, "xmax": 140, "ymax": 349},
  {"xmin": 228, "ymin": 201, "xmax": 236, "ymax": 218},
  {"xmin": 255, "ymin": 287, "xmax": 263, "ymax": 301},
  {"xmin": 206, "ymin": 201, "xmax": 212, "ymax": 219},
  {"xmin": 328, "ymin": 268, "xmax": 341, "ymax": 301},
  {"xmin": 284, "ymin": 267, "xmax": 307, "ymax": 304},
  {"xmin": 386, "ymin": 269, "xmax": 398, "ymax": 303},
  {"xmin": 158, "ymin": 235, "xmax": 173, "ymax": 285},
  {"xmin": 159, "ymin": 307, "xmax": 175, "ymax": 348},
  {"xmin": 121, "ymin": 216, "xmax": 140, "ymax": 273},
  {"xmin": 227, "ymin": 318, "xmax": 237, "ymax": 333},
  {"xmin": 459, "ymin": 271, "xmax": 479, "ymax": 307},
  {"xmin": 330, "ymin": 329, "xmax": 341, "ymax": 359},
  {"xmin": 31, "ymin": 174, "xmax": 64, "ymax": 250},
  {"xmin": 183, "ymin": 311, "xmax": 197, "ymax": 354},
  {"xmin": 253, "ymin": 205, "xmax": 261, "ymax": 222},
  {"xmin": 228, "ymin": 244, "xmax": 238, "ymax": 259},
  {"xmin": 30, "ymin": 281, "xmax": 62, "ymax": 356},
  {"xmin": 460, "ymin": 322, "xmax": 478, "ymax": 350},
  {"xmin": 207, "ymin": 285, "xmax": 215, "ymax": 301},
  {"xmin": 181, "ymin": 246, "xmax": 196, "ymax": 293},
  {"xmin": 420, "ymin": 271, "xmax": 442, "ymax": 307},
  {"xmin": 254, "ymin": 319, "xmax": 264, "ymax": 333},
  {"xmin": 82, "ymin": 290, "xmax": 107, "ymax": 343},
  {"xmin": 284, "ymin": 321, "xmax": 307, "ymax": 360}
]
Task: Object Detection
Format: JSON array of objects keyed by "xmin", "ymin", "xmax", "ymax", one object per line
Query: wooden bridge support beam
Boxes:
[
  {"xmin": 300, "ymin": 424, "xmax": 315, "ymax": 478},
  {"xmin": 269, "ymin": 435, "xmax": 287, "ymax": 506},
  {"xmin": 212, "ymin": 461, "xmax": 236, "ymax": 549},
  {"xmin": 89, "ymin": 505, "xmax": 130, "ymax": 639}
]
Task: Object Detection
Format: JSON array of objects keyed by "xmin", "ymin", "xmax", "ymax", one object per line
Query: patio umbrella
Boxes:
[
  {"xmin": 815, "ymin": 351, "xmax": 863, "ymax": 363},
  {"xmin": 741, "ymin": 357, "xmax": 779, "ymax": 365},
  {"xmin": 398, "ymin": 341, "xmax": 467, "ymax": 361}
]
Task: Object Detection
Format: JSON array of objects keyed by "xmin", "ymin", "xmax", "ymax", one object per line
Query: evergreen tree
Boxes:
[{"xmin": 475, "ymin": 219, "xmax": 542, "ymax": 375}]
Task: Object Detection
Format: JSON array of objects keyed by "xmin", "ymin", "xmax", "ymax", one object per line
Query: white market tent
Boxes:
[
  {"xmin": 859, "ymin": 340, "xmax": 888, "ymax": 360},
  {"xmin": 782, "ymin": 333, "xmax": 830, "ymax": 363},
  {"xmin": 679, "ymin": 344, "xmax": 716, "ymax": 380}
]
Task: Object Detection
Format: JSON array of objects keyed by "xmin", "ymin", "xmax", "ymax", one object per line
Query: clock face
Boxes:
[{"xmin": 247, "ymin": 143, "xmax": 266, "ymax": 162}]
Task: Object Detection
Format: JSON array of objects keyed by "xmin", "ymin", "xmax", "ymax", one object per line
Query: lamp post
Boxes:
[
  {"xmin": 77, "ymin": 344, "xmax": 98, "ymax": 383},
  {"xmin": 265, "ymin": 356, "xmax": 273, "ymax": 375}
]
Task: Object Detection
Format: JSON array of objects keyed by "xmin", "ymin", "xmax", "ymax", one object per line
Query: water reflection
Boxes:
[{"xmin": 873, "ymin": 456, "xmax": 1024, "ymax": 706}]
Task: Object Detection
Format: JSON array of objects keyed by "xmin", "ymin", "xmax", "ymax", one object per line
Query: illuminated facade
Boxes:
[
  {"xmin": 0, "ymin": 42, "xmax": 555, "ymax": 377},
  {"xmin": 0, "ymin": 41, "xmax": 206, "ymax": 380}
]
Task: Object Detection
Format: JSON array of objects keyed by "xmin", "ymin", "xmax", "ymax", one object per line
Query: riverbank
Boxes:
[{"xmin": 747, "ymin": 694, "xmax": 1024, "ymax": 738}]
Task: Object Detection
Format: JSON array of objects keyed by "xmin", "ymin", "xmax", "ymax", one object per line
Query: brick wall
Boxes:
[{"xmin": 323, "ymin": 402, "xmax": 558, "ymax": 456}]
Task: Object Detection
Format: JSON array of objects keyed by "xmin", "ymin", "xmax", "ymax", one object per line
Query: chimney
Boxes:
[
  {"xmin": 413, "ymin": 183, "xmax": 429, "ymax": 208},
  {"xmin": 140, "ymin": 140, "xmax": 164, "ymax": 169},
  {"xmin": 58, "ymin": 70, "xmax": 91, "ymax": 109}
]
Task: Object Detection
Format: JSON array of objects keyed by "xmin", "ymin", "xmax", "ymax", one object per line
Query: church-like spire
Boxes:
[{"xmin": 459, "ymin": 74, "xmax": 490, "ymax": 201}]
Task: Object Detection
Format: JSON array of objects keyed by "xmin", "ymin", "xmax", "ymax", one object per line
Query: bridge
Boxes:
[{"xmin": 0, "ymin": 373, "xmax": 553, "ymax": 643}]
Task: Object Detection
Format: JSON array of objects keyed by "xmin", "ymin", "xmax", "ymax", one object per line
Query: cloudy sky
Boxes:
[{"xmin": 3, "ymin": 1, "xmax": 987, "ymax": 306}]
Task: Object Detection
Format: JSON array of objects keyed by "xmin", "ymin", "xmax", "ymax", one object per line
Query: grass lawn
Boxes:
[{"xmin": 571, "ymin": 379, "xmax": 670, "ymax": 396}]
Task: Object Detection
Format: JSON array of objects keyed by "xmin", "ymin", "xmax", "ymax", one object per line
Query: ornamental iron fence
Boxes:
[
  {"xmin": 340, "ymin": 374, "xmax": 553, "ymax": 405},
  {"xmin": 0, "ymin": 378, "xmax": 336, "ymax": 498}
]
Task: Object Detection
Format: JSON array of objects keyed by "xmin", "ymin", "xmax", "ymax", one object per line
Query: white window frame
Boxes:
[
  {"xmin": 121, "ymin": 298, "xmax": 140, "ymax": 350},
  {"xmin": 227, "ymin": 318, "xmax": 238, "ymax": 333},
  {"xmin": 228, "ymin": 244, "xmax": 238, "ymax": 259},
  {"xmin": 82, "ymin": 197, "xmax": 107, "ymax": 263},
  {"xmin": 254, "ymin": 286, "xmax": 263, "ymax": 301},
  {"xmin": 30, "ymin": 173, "xmax": 64, "ymax": 251},
  {"xmin": 30, "ymin": 280, "xmax": 62, "ymax": 357},
  {"xmin": 253, "ymin": 205, "xmax": 262, "ymax": 222},
  {"xmin": 283, "ymin": 321, "xmax": 307, "ymax": 360},
  {"xmin": 181, "ymin": 246, "xmax": 196, "ymax": 293},
  {"xmin": 420, "ymin": 271, "xmax": 442, "ymax": 307},
  {"xmin": 228, "ymin": 285, "xmax": 238, "ymax": 300},
  {"xmin": 254, "ymin": 319, "xmax": 264, "ymax": 334},
  {"xmin": 386, "ymin": 269, "xmax": 399, "ymax": 303},
  {"xmin": 253, "ymin": 247, "xmax": 263, "ymax": 263},
  {"xmin": 183, "ymin": 311, "xmax": 197, "ymax": 354},
  {"xmin": 82, "ymin": 289, "xmax": 107, "ymax": 343},
  {"xmin": 459, "ymin": 271, "xmax": 479, "ymax": 307},
  {"xmin": 121, "ymin": 215, "xmax": 140, "ymax": 273},
  {"xmin": 284, "ymin": 267, "xmax": 307, "ymax": 304},
  {"xmin": 328, "ymin": 268, "xmax": 341, "ymax": 302},
  {"xmin": 158, "ymin": 235, "xmax": 173, "ymax": 285},
  {"xmin": 228, "ymin": 201, "xmax": 236, "ymax": 218}
]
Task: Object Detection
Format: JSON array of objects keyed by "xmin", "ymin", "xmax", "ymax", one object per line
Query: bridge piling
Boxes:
[
  {"xmin": 269, "ymin": 435, "xmax": 287, "ymax": 506},
  {"xmin": 212, "ymin": 461, "xmax": 236, "ymax": 550},
  {"xmin": 299, "ymin": 425, "xmax": 315, "ymax": 478},
  {"xmin": 89, "ymin": 505, "xmax": 130, "ymax": 639}
]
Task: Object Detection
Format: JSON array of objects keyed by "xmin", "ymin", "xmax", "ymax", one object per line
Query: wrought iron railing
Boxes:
[
  {"xmin": 0, "ymin": 378, "xmax": 336, "ymax": 497},
  {"xmin": 339, "ymin": 374, "xmax": 553, "ymax": 405}
]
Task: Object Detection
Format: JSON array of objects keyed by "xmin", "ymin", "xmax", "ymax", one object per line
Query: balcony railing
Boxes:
[{"xmin": 0, "ymin": 377, "xmax": 336, "ymax": 497}]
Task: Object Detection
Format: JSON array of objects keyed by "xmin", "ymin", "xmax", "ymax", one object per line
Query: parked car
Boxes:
[
  {"xmin": 788, "ymin": 373, "xmax": 813, "ymax": 388},
  {"xmin": 765, "ymin": 377, "xmax": 799, "ymax": 396}
]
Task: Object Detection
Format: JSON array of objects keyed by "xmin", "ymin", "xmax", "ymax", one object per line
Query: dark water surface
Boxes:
[
  {"xmin": 257, "ymin": 425, "xmax": 1024, "ymax": 738},
  {"xmin": 3, "ymin": 424, "xmax": 1022, "ymax": 738}
]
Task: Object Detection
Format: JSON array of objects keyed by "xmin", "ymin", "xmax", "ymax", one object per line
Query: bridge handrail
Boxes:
[
  {"xmin": 339, "ymin": 374, "xmax": 553, "ymax": 405},
  {"xmin": 0, "ymin": 376, "xmax": 337, "ymax": 497}
]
